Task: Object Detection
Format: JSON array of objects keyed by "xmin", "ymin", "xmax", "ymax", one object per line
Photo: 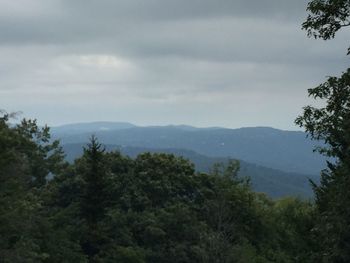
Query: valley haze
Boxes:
[{"xmin": 51, "ymin": 121, "xmax": 326, "ymax": 198}]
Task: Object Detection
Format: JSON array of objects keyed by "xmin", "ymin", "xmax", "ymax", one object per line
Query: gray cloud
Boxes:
[{"xmin": 0, "ymin": 0, "xmax": 349, "ymax": 129}]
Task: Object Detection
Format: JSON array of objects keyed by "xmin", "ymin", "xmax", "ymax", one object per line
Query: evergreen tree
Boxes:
[
  {"xmin": 80, "ymin": 136, "xmax": 109, "ymax": 224},
  {"xmin": 78, "ymin": 136, "xmax": 110, "ymax": 261}
]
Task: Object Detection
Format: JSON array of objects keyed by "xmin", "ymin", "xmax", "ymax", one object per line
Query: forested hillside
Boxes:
[
  {"xmin": 0, "ymin": 114, "xmax": 316, "ymax": 262},
  {"xmin": 62, "ymin": 143, "xmax": 317, "ymax": 198},
  {"xmin": 2, "ymin": 0, "xmax": 350, "ymax": 262}
]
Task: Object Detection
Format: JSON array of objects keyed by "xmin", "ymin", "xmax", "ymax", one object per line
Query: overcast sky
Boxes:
[{"xmin": 1, "ymin": 0, "xmax": 349, "ymax": 129}]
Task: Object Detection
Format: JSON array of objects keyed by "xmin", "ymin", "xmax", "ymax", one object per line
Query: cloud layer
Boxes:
[{"xmin": 1, "ymin": 0, "xmax": 349, "ymax": 129}]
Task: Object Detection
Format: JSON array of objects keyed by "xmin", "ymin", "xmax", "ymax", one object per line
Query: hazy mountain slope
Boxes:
[
  {"xmin": 51, "ymin": 121, "xmax": 137, "ymax": 136},
  {"xmin": 53, "ymin": 124, "xmax": 326, "ymax": 175},
  {"xmin": 62, "ymin": 143, "xmax": 318, "ymax": 198}
]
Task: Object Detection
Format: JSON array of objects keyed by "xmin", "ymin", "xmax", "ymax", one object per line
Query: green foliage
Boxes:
[
  {"xmin": 5, "ymin": 1, "xmax": 350, "ymax": 261},
  {"xmin": 295, "ymin": 73, "xmax": 350, "ymax": 259},
  {"xmin": 295, "ymin": 69, "xmax": 350, "ymax": 160},
  {"xmin": 298, "ymin": 1, "xmax": 350, "ymax": 260},
  {"xmin": 0, "ymin": 112, "xmax": 316, "ymax": 262},
  {"xmin": 0, "ymin": 112, "xmax": 85, "ymax": 262},
  {"xmin": 303, "ymin": 0, "xmax": 350, "ymax": 53}
]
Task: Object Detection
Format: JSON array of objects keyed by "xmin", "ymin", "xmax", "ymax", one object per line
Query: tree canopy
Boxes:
[
  {"xmin": 2, "ymin": 0, "xmax": 350, "ymax": 261},
  {"xmin": 303, "ymin": 0, "xmax": 350, "ymax": 53},
  {"xmin": 0, "ymin": 112, "xmax": 315, "ymax": 262},
  {"xmin": 297, "ymin": 0, "xmax": 350, "ymax": 261}
]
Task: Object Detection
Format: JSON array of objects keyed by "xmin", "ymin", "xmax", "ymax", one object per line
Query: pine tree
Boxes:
[{"xmin": 79, "ymin": 136, "xmax": 109, "ymax": 260}]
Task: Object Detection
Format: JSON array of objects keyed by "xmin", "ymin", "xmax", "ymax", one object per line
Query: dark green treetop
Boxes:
[{"xmin": 303, "ymin": 0, "xmax": 350, "ymax": 42}]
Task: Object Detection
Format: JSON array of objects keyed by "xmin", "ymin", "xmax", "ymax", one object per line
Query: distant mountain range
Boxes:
[
  {"xmin": 48, "ymin": 121, "xmax": 330, "ymax": 198},
  {"xmin": 51, "ymin": 121, "xmax": 137, "ymax": 135},
  {"xmin": 52, "ymin": 121, "xmax": 327, "ymax": 175}
]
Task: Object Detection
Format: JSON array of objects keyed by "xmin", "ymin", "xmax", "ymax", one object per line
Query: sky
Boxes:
[{"xmin": 1, "ymin": 0, "xmax": 349, "ymax": 130}]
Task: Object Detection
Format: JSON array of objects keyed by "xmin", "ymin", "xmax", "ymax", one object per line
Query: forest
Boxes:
[
  {"xmin": 1, "ymin": 0, "xmax": 350, "ymax": 262},
  {"xmin": 0, "ymin": 113, "xmax": 316, "ymax": 262}
]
